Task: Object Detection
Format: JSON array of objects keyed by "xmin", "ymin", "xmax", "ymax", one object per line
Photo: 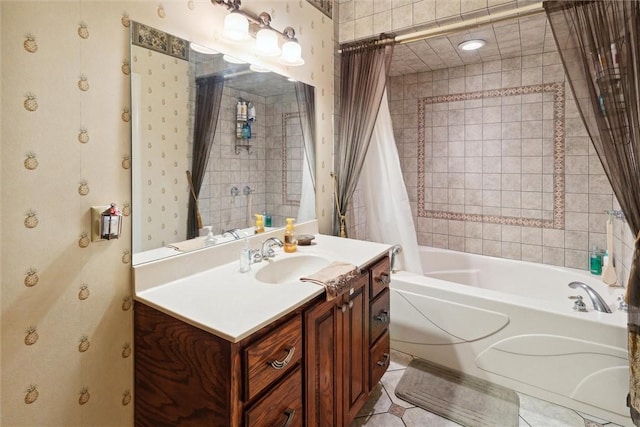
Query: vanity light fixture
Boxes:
[
  {"xmin": 281, "ymin": 26, "xmax": 304, "ymax": 66},
  {"xmin": 213, "ymin": 0, "xmax": 304, "ymax": 66},
  {"xmin": 458, "ymin": 39, "xmax": 486, "ymax": 51},
  {"xmin": 222, "ymin": 9, "xmax": 250, "ymax": 42},
  {"xmin": 254, "ymin": 12, "xmax": 281, "ymax": 57}
]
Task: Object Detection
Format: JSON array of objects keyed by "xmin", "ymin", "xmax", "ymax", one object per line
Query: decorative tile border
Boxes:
[
  {"xmin": 307, "ymin": 0, "xmax": 332, "ymax": 18},
  {"xmin": 417, "ymin": 83, "xmax": 565, "ymax": 229},
  {"xmin": 282, "ymin": 112, "xmax": 301, "ymax": 206},
  {"xmin": 132, "ymin": 21, "xmax": 189, "ymax": 61}
]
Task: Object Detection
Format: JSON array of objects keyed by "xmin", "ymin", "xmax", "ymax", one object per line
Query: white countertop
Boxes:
[{"xmin": 134, "ymin": 226, "xmax": 391, "ymax": 342}]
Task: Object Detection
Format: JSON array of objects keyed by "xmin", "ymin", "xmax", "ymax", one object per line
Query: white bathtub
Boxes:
[{"xmin": 390, "ymin": 246, "xmax": 631, "ymax": 426}]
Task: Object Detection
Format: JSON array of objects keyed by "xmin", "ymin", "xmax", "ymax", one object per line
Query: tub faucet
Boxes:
[
  {"xmin": 222, "ymin": 228, "xmax": 241, "ymax": 240},
  {"xmin": 568, "ymin": 281, "xmax": 612, "ymax": 313},
  {"xmin": 390, "ymin": 244, "xmax": 402, "ymax": 273}
]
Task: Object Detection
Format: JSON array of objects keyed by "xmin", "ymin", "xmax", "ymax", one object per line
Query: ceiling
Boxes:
[
  {"xmin": 389, "ymin": 13, "xmax": 557, "ymax": 76},
  {"xmin": 194, "ymin": 52, "xmax": 295, "ymax": 98}
]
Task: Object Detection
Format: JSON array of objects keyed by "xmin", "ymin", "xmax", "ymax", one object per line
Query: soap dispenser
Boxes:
[
  {"xmin": 284, "ymin": 218, "xmax": 297, "ymax": 253},
  {"xmin": 255, "ymin": 214, "xmax": 264, "ymax": 234},
  {"xmin": 239, "ymin": 237, "xmax": 251, "ymax": 273},
  {"xmin": 203, "ymin": 226, "xmax": 217, "ymax": 247}
]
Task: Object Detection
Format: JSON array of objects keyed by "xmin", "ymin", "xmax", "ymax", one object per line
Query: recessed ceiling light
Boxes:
[{"xmin": 458, "ymin": 40, "xmax": 486, "ymax": 51}]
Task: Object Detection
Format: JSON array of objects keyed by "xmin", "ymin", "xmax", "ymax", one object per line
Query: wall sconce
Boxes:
[
  {"xmin": 91, "ymin": 203, "xmax": 123, "ymax": 241},
  {"xmin": 212, "ymin": 0, "xmax": 304, "ymax": 66}
]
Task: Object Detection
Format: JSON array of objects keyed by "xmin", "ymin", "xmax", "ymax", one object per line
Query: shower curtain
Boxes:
[
  {"xmin": 545, "ymin": 1, "xmax": 640, "ymax": 423},
  {"xmin": 187, "ymin": 76, "xmax": 224, "ymax": 239},
  {"xmin": 359, "ymin": 90, "xmax": 423, "ymax": 274}
]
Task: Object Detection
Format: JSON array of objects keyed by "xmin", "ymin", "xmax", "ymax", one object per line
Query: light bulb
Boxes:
[
  {"xmin": 223, "ymin": 11, "xmax": 249, "ymax": 42},
  {"xmin": 280, "ymin": 40, "xmax": 304, "ymax": 66},
  {"xmin": 254, "ymin": 28, "xmax": 281, "ymax": 57}
]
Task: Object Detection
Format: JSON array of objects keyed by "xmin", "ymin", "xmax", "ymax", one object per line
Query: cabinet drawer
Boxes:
[
  {"xmin": 245, "ymin": 366, "xmax": 303, "ymax": 427},
  {"xmin": 370, "ymin": 330, "xmax": 390, "ymax": 389},
  {"xmin": 370, "ymin": 288, "xmax": 390, "ymax": 345},
  {"xmin": 245, "ymin": 314, "xmax": 302, "ymax": 401},
  {"xmin": 370, "ymin": 257, "xmax": 390, "ymax": 299}
]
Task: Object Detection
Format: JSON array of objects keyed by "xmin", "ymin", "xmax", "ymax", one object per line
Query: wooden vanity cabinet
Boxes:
[
  {"xmin": 134, "ymin": 253, "xmax": 391, "ymax": 427},
  {"xmin": 305, "ymin": 255, "xmax": 391, "ymax": 427},
  {"xmin": 134, "ymin": 303, "xmax": 303, "ymax": 427}
]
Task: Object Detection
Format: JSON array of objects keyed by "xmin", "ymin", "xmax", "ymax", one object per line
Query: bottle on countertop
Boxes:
[
  {"xmin": 239, "ymin": 236, "xmax": 251, "ymax": 273},
  {"xmin": 203, "ymin": 226, "xmax": 217, "ymax": 247},
  {"xmin": 255, "ymin": 213, "xmax": 264, "ymax": 234},
  {"xmin": 284, "ymin": 217, "xmax": 297, "ymax": 253},
  {"xmin": 263, "ymin": 211, "xmax": 272, "ymax": 228}
]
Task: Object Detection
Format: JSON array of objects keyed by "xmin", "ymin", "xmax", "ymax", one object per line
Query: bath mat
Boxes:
[{"xmin": 395, "ymin": 358, "xmax": 519, "ymax": 427}]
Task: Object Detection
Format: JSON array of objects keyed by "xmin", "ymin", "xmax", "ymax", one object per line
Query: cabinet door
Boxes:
[
  {"xmin": 305, "ymin": 297, "xmax": 343, "ymax": 427},
  {"xmin": 343, "ymin": 273, "xmax": 369, "ymax": 424}
]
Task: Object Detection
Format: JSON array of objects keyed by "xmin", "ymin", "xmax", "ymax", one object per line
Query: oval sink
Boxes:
[{"xmin": 255, "ymin": 255, "xmax": 331, "ymax": 284}]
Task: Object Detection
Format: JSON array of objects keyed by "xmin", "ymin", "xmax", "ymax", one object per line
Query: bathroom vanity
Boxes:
[{"xmin": 132, "ymin": 223, "xmax": 391, "ymax": 427}]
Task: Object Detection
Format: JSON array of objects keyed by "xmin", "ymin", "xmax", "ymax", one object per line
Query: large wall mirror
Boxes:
[{"xmin": 130, "ymin": 22, "xmax": 316, "ymax": 265}]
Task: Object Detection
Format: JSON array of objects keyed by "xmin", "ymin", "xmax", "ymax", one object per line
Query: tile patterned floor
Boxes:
[{"xmin": 351, "ymin": 350, "xmax": 625, "ymax": 427}]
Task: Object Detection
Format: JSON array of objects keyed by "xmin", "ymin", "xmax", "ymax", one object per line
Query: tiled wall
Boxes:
[
  {"xmin": 389, "ymin": 52, "xmax": 619, "ymax": 271},
  {"xmin": 265, "ymin": 91, "xmax": 302, "ymax": 226},
  {"xmin": 337, "ymin": 0, "xmax": 636, "ymax": 283},
  {"xmin": 336, "ymin": 0, "xmax": 538, "ymax": 44},
  {"xmin": 195, "ymin": 88, "xmax": 305, "ymax": 234}
]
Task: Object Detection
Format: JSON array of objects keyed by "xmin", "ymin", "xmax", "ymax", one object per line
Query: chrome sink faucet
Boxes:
[
  {"xmin": 222, "ymin": 228, "xmax": 241, "ymax": 239},
  {"xmin": 260, "ymin": 237, "xmax": 283, "ymax": 261},
  {"xmin": 568, "ymin": 281, "xmax": 612, "ymax": 313}
]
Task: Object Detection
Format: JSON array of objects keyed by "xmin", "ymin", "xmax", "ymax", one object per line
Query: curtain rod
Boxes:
[
  {"xmin": 395, "ymin": 2, "xmax": 544, "ymax": 44},
  {"xmin": 338, "ymin": 2, "xmax": 544, "ymax": 53},
  {"xmin": 339, "ymin": 36, "xmax": 395, "ymax": 54}
]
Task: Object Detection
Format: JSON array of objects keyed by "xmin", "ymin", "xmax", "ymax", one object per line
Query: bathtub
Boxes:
[{"xmin": 390, "ymin": 246, "xmax": 631, "ymax": 426}]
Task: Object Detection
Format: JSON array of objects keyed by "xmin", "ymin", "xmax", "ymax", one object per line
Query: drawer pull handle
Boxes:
[
  {"xmin": 377, "ymin": 353, "xmax": 390, "ymax": 367},
  {"xmin": 348, "ymin": 300, "xmax": 354, "ymax": 309},
  {"xmin": 269, "ymin": 346, "xmax": 295, "ymax": 370},
  {"xmin": 281, "ymin": 408, "xmax": 296, "ymax": 427},
  {"xmin": 376, "ymin": 273, "xmax": 390, "ymax": 285},
  {"xmin": 375, "ymin": 310, "xmax": 389, "ymax": 323}
]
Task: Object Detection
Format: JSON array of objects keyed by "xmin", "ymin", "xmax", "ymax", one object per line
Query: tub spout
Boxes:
[
  {"xmin": 390, "ymin": 244, "xmax": 402, "ymax": 273},
  {"xmin": 568, "ymin": 281, "xmax": 612, "ymax": 313}
]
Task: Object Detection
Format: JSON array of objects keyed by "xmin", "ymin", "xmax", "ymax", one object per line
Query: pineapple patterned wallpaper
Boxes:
[
  {"xmin": 131, "ymin": 44, "xmax": 191, "ymax": 251},
  {"xmin": 1, "ymin": 1, "xmax": 335, "ymax": 425}
]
